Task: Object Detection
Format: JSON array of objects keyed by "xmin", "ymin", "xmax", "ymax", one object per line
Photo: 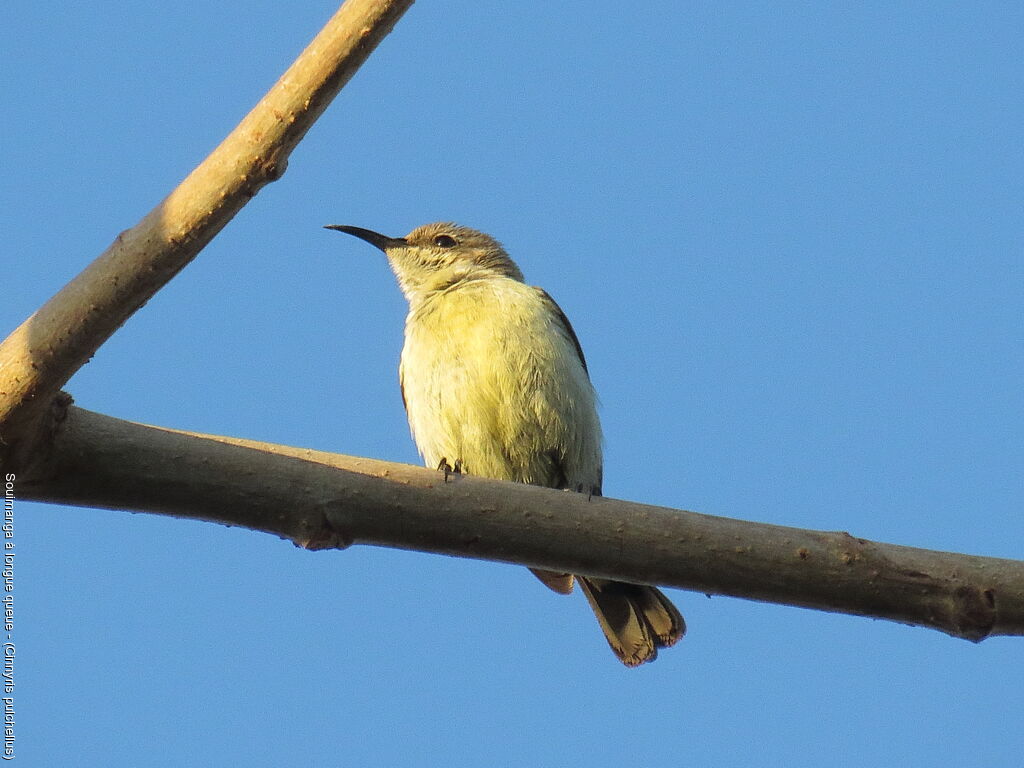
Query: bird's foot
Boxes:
[{"xmin": 437, "ymin": 458, "xmax": 464, "ymax": 482}]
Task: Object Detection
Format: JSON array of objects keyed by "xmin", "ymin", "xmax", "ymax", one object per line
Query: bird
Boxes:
[{"xmin": 326, "ymin": 221, "xmax": 684, "ymax": 666}]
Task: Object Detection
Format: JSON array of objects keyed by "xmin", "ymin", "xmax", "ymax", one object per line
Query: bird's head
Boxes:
[{"xmin": 326, "ymin": 222, "xmax": 524, "ymax": 304}]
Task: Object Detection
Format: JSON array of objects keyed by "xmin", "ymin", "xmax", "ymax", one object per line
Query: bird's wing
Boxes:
[
  {"xmin": 534, "ymin": 287, "xmax": 602, "ymax": 496},
  {"xmin": 534, "ymin": 288, "xmax": 589, "ymax": 375},
  {"xmin": 398, "ymin": 357, "xmax": 408, "ymax": 415}
]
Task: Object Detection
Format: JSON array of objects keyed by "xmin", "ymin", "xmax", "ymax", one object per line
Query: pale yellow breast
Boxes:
[{"xmin": 400, "ymin": 277, "xmax": 602, "ymax": 491}]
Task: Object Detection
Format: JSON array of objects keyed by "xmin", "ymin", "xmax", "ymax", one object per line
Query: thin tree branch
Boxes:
[
  {"xmin": 0, "ymin": 0, "xmax": 413, "ymax": 468},
  {"xmin": 20, "ymin": 404, "xmax": 1024, "ymax": 643}
]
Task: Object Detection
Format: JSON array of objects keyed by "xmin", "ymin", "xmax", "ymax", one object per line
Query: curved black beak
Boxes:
[{"xmin": 324, "ymin": 225, "xmax": 407, "ymax": 252}]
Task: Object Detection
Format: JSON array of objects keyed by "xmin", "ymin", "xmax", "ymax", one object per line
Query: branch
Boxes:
[
  {"xmin": 20, "ymin": 404, "xmax": 1024, "ymax": 643},
  {"xmin": 0, "ymin": 0, "xmax": 413, "ymax": 468}
]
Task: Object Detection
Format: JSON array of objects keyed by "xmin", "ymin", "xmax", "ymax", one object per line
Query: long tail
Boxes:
[{"xmin": 576, "ymin": 577, "xmax": 685, "ymax": 667}]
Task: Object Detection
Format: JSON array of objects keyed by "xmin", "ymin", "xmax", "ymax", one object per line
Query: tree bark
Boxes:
[{"xmin": 19, "ymin": 404, "xmax": 1024, "ymax": 644}]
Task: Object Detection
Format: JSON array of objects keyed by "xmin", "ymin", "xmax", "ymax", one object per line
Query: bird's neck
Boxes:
[{"xmin": 401, "ymin": 265, "xmax": 498, "ymax": 305}]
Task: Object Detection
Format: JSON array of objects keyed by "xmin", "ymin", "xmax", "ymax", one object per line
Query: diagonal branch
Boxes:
[
  {"xmin": 0, "ymin": 0, "xmax": 414, "ymax": 469},
  {"xmin": 19, "ymin": 404, "xmax": 1024, "ymax": 644}
]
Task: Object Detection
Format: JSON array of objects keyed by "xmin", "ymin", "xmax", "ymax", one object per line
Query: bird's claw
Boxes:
[{"xmin": 437, "ymin": 458, "xmax": 464, "ymax": 482}]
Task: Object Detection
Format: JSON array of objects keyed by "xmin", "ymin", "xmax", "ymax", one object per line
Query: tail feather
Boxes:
[
  {"xmin": 530, "ymin": 568, "xmax": 575, "ymax": 595},
  {"xmin": 577, "ymin": 577, "xmax": 685, "ymax": 667}
]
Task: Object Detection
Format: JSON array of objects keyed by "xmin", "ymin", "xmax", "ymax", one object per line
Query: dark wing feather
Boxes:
[
  {"xmin": 535, "ymin": 288, "xmax": 589, "ymax": 375},
  {"xmin": 399, "ymin": 366, "xmax": 408, "ymax": 414},
  {"xmin": 536, "ymin": 289, "xmax": 601, "ymax": 497}
]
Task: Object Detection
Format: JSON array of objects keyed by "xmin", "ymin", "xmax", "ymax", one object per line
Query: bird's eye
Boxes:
[{"xmin": 433, "ymin": 234, "xmax": 457, "ymax": 248}]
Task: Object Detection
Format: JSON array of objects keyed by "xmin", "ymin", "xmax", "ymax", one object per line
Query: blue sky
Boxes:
[{"xmin": 5, "ymin": 2, "xmax": 1023, "ymax": 765}]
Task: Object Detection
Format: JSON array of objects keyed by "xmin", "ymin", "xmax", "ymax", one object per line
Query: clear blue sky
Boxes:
[{"xmin": 6, "ymin": 2, "xmax": 1023, "ymax": 765}]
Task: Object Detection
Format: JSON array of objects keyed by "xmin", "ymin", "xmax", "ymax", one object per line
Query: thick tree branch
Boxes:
[
  {"xmin": 0, "ymin": 0, "xmax": 413, "ymax": 469},
  {"xmin": 19, "ymin": 404, "xmax": 1024, "ymax": 643}
]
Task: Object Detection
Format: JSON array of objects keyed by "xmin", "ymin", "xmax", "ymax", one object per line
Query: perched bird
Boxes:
[{"xmin": 326, "ymin": 221, "xmax": 684, "ymax": 666}]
